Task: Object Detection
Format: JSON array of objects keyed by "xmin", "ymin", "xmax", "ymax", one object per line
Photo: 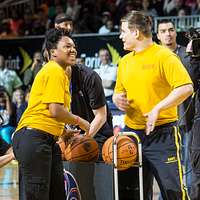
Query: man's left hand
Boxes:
[{"xmin": 144, "ymin": 107, "xmax": 160, "ymax": 135}]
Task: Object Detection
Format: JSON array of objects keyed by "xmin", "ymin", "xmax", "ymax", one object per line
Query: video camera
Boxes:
[{"xmin": 186, "ymin": 28, "xmax": 200, "ymax": 58}]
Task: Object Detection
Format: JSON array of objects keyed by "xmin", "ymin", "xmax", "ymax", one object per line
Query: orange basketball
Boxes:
[
  {"xmin": 102, "ymin": 135, "xmax": 137, "ymax": 170},
  {"xmin": 64, "ymin": 135, "xmax": 99, "ymax": 162}
]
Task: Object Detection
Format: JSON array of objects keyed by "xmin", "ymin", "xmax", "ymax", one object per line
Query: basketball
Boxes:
[
  {"xmin": 64, "ymin": 135, "xmax": 99, "ymax": 162},
  {"xmin": 102, "ymin": 135, "xmax": 137, "ymax": 170}
]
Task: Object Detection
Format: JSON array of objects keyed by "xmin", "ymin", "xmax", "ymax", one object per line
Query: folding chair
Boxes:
[{"xmin": 113, "ymin": 132, "xmax": 144, "ymax": 200}]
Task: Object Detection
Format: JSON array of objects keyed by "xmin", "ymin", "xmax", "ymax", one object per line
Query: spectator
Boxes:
[
  {"xmin": 95, "ymin": 48, "xmax": 117, "ymax": 104},
  {"xmin": 25, "ymin": 86, "xmax": 31, "ymax": 103},
  {"xmin": 115, "ymin": 0, "xmax": 142, "ymax": 25},
  {"xmin": 0, "ymin": 55, "xmax": 22, "ymax": 97},
  {"xmin": 163, "ymin": 0, "xmax": 179, "ymax": 15},
  {"xmin": 65, "ymin": 0, "xmax": 81, "ymax": 22},
  {"xmin": 152, "ymin": 0, "xmax": 164, "ymax": 16},
  {"xmin": 99, "ymin": 19, "xmax": 118, "ymax": 34},
  {"xmin": 12, "ymin": 88, "xmax": 27, "ymax": 124},
  {"xmin": 163, "ymin": 0, "xmax": 190, "ymax": 16},
  {"xmin": 178, "ymin": 7, "xmax": 190, "ymax": 31},
  {"xmin": 142, "ymin": 0, "xmax": 158, "ymax": 18},
  {"xmin": 55, "ymin": 4, "xmax": 64, "ymax": 16},
  {"xmin": 98, "ymin": 11, "xmax": 112, "ymax": 34},
  {"xmin": 0, "ymin": 89, "xmax": 15, "ymax": 144},
  {"xmin": 78, "ymin": 2, "xmax": 102, "ymax": 33},
  {"xmin": 19, "ymin": 10, "xmax": 34, "ymax": 36},
  {"xmin": 48, "ymin": 0, "xmax": 65, "ymax": 20},
  {"xmin": 32, "ymin": 8, "xmax": 49, "ymax": 35},
  {"xmin": 185, "ymin": 0, "xmax": 196, "ymax": 9},
  {"xmin": 0, "ymin": 21, "xmax": 16, "ymax": 38},
  {"xmin": 9, "ymin": 8, "xmax": 23, "ymax": 36},
  {"xmin": 23, "ymin": 51, "xmax": 43, "ymax": 87},
  {"xmin": 191, "ymin": 0, "xmax": 200, "ymax": 15},
  {"xmin": 54, "ymin": 13, "xmax": 73, "ymax": 34}
]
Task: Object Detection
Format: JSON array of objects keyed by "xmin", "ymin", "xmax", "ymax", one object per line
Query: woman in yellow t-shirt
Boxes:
[{"xmin": 12, "ymin": 29, "xmax": 90, "ymax": 200}]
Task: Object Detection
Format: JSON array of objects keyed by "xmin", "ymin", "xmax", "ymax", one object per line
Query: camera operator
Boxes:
[{"xmin": 185, "ymin": 28, "xmax": 200, "ymax": 200}]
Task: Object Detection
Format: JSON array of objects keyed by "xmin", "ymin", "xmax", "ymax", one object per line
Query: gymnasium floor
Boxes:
[
  {"xmin": 0, "ymin": 162, "xmax": 18, "ymax": 200},
  {"xmin": 0, "ymin": 162, "xmax": 159, "ymax": 200}
]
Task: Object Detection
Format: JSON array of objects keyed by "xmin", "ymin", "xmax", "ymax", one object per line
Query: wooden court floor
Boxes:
[
  {"xmin": 0, "ymin": 162, "xmax": 18, "ymax": 200},
  {"xmin": 0, "ymin": 162, "xmax": 159, "ymax": 200}
]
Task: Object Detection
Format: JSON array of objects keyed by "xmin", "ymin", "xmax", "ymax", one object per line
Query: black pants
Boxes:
[
  {"xmin": 190, "ymin": 150, "xmax": 200, "ymax": 200},
  {"xmin": 12, "ymin": 128, "xmax": 66, "ymax": 200},
  {"xmin": 190, "ymin": 119, "xmax": 200, "ymax": 200},
  {"xmin": 121, "ymin": 123, "xmax": 189, "ymax": 200}
]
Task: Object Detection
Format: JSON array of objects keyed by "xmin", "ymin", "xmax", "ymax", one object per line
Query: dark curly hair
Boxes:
[{"xmin": 45, "ymin": 28, "xmax": 72, "ymax": 59}]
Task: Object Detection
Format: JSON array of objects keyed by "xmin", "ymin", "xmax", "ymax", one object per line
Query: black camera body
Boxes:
[
  {"xmin": 192, "ymin": 38, "xmax": 200, "ymax": 58},
  {"xmin": 186, "ymin": 28, "xmax": 200, "ymax": 58}
]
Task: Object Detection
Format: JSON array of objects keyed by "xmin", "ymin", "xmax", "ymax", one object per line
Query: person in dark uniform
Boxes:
[
  {"xmin": 185, "ymin": 32, "xmax": 200, "ymax": 200},
  {"xmin": 69, "ymin": 64, "xmax": 113, "ymax": 160},
  {"xmin": 51, "ymin": 14, "xmax": 113, "ymax": 160},
  {"xmin": 189, "ymin": 59, "xmax": 200, "ymax": 200}
]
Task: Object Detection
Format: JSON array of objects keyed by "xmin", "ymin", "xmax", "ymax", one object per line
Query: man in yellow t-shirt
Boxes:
[
  {"xmin": 12, "ymin": 29, "xmax": 90, "ymax": 200},
  {"xmin": 113, "ymin": 11, "xmax": 193, "ymax": 200}
]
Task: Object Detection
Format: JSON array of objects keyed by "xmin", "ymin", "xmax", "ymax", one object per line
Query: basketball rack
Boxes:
[{"xmin": 113, "ymin": 132, "xmax": 144, "ymax": 200}]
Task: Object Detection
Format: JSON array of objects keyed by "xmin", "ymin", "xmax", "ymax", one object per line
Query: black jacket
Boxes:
[{"xmin": 71, "ymin": 64, "xmax": 113, "ymax": 136}]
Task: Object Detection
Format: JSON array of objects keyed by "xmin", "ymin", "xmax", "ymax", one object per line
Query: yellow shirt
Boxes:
[
  {"xmin": 114, "ymin": 43, "xmax": 192, "ymax": 130},
  {"xmin": 16, "ymin": 61, "xmax": 71, "ymax": 136}
]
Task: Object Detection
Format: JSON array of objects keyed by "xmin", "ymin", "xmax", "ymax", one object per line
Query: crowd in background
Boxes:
[
  {"xmin": 0, "ymin": 0, "xmax": 199, "ymax": 38},
  {"xmin": 0, "ymin": 1, "xmax": 200, "ymax": 198},
  {"xmin": 0, "ymin": 53, "xmax": 30, "ymax": 145},
  {"xmin": 0, "ymin": 0, "xmax": 199, "ymax": 145}
]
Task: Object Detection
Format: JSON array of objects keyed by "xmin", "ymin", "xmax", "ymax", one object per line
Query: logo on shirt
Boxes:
[
  {"xmin": 142, "ymin": 64, "xmax": 154, "ymax": 70},
  {"xmin": 165, "ymin": 156, "xmax": 177, "ymax": 164}
]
